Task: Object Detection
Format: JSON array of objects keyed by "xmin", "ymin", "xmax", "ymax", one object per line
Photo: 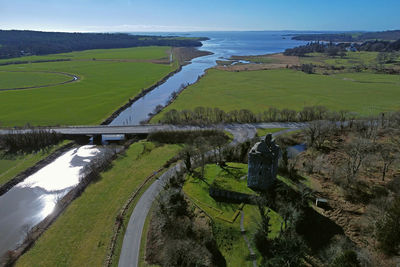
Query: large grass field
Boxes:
[
  {"xmin": 300, "ymin": 51, "xmax": 382, "ymax": 67},
  {"xmin": 0, "ymin": 46, "xmax": 171, "ymax": 63},
  {"xmin": 183, "ymin": 163, "xmax": 282, "ymax": 266},
  {"xmin": 0, "ymin": 71, "xmax": 71, "ymax": 89},
  {"xmin": 16, "ymin": 141, "xmax": 181, "ymax": 267},
  {"xmin": 0, "ymin": 47, "xmax": 176, "ymax": 126},
  {"xmin": 153, "ymin": 68, "xmax": 400, "ymax": 120}
]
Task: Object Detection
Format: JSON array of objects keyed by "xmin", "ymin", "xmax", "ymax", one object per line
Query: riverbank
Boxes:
[
  {"xmin": 100, "ymin": 64, "xmax": 183, "ymax": 125},
  {"xmin": 14, "ymin": 141, "xmax": 182, "ymax": 267},
  {"xmin": 0, "ymin": 141, "xmax": 75, "ymax": 196},
  {"xmin": 102, "ymin": 47, "xmax": 213, "ymax": 126}
]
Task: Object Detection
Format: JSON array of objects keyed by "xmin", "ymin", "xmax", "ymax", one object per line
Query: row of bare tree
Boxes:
[
  {"xmin": 159, "ymin": 105, "xmax": 400, "ymax": 125},
  {"xmin": 0, "ymin": 129, "xmax": 63, "ymax": 154}
]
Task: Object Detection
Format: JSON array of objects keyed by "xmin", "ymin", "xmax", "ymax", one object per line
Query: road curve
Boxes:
[
  {"xmin": 117, "ymin": 123, "xmax": 304, "ymax": 267},
  {"xmin": 0, "ymin": 70, "xmax": 79, "ymax": 92}
]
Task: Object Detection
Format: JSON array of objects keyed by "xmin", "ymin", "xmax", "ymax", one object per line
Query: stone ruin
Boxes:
[{"xmin": 247, "ymin": 133, "xmax": 280, "ymax": 191}]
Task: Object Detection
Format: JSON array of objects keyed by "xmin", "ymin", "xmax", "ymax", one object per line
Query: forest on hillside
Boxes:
[
  {"xmin": 291, "ymin": 30, "xmax": 400, "ymax": 42},
  {"xmin": 0, "ymin": 30, "xmax": 207, "ymax": 59},
  {"xmin": 284, "ymin": 39, "xmax": 400, "ymax": 56}
]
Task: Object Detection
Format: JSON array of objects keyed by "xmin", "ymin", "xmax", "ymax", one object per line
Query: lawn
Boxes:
[
  {"xmin": 0, "ymin": 47, "xmax": 176, "ymax": 126},
  {"xmin": 153, "ymin": 68, "xmax": 400, "ymax": 119},
  {"xmin": 16, "ymin": 141, "xmax": 181, "ymax": 267},
  {"xmin": 0, "ymin": 141, "xmax": 69, "ymax": 186},
  {"xmin": 183, "ymin": 163, "xmax": 282, "ymax": 266},
  {"xmin": 0, "ymin": 71, "xmax": 71, "ymax": 90}
]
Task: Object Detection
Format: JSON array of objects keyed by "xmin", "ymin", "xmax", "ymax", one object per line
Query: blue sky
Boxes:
[{"xmin": 0, "ymin": 0, "xmax": 399, "ymax": 32}]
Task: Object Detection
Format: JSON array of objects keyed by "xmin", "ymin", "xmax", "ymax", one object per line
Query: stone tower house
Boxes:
[{"xmin": 247, "ymin": 134, "xmax": 280, "ymax": 191}]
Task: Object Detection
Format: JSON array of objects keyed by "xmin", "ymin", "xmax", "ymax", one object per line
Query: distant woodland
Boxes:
[
  {"xmin": 0, "ymin": 30, "xmax": 207, "ymax": 59},
  {"xmin": 291, "ymin": 30, "xmax": 400, "ymax": 42},
  {"xmin": 284, "ymin": 39, "xmax": 400, "ymax": 57}
]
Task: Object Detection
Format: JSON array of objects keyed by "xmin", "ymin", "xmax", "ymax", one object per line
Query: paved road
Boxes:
[
  {"xmin": 117, "ymin": 124, "xmax": 304, "ymax": 267},
  {"xmin": 0, "ymin": 122, "xmax": 306, "ymax": 136}
]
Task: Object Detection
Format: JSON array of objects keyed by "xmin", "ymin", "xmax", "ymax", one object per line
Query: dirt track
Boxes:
[{"xmin": 0, "ymin": 70, "xmax": 80, "ymax": 91}]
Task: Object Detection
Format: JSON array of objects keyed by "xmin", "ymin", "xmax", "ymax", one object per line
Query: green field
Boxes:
[
  {"xmin": 0, "ymin": 71, "xmax": 71, "ymax": 90},
  {"xmin": 301, "ymin": 51, "xmax": 382, "ymax": 67},
  {"xmin": 0, "ymin": 46, "xmax": 170, "ymax": 63},
  {"xmin": 153, "ymin": 68, "xmax": 400, "ymax": 119},
  {"xmin": 16, "ymin": 141, "xmax": 181, "ymax": 267},
  {"xmin": 0, "ymin": 141, "xmax": 69, "ymax": 186},
  {"xmin": 183, "ymin": 163, "xmax": 282, "ymax": 266},
  {"xmin": 0, "ymin": 47, "xmax": 176, "ymax": 126}
]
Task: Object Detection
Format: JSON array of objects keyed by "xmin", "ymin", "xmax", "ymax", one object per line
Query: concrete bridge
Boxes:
[
  {"xmin": 0, "ymin": 124, "xmax": 225, "ymax": 135},
  {"xmin": 0, "ymin": 122, "xmax": 307, "ymax": 144}
]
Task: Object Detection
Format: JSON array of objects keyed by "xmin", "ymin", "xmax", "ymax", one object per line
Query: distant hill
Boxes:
[
  {"xmin": 0, "ymin": 30, "xmax": 208, "ymax": 59},
  {"xmin": 291, "ymin": 30, "xmax": 400, "ymax": 42}
]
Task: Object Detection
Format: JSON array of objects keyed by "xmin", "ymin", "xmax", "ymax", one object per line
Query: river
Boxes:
[{"xmin": 0, "ymin": 31, "xmax": 308, "ymax": 256}]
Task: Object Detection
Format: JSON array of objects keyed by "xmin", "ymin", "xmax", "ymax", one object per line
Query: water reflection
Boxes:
[{"xmin": 0, "ymin": 145, "xmax": 103, "ymax": 256}]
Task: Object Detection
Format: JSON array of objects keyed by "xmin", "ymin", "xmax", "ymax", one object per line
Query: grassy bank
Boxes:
[
  {"xmin": 0, "ymin": 47, "xmax": 177, "ymax": 126},
  {"xmin": 16, "ymin": 141, "xmax": 181, "ymax": 267},
  {"xmin": 183, "ymin": 163, "xmax": 282, "ymax": 266},
  {"xmin": 153, "ymin": 68, "xmax": 400, "ymax": 121},
  {"xmin": 0, "ymin": 141, "xmax": 69, "ymax": 186}
]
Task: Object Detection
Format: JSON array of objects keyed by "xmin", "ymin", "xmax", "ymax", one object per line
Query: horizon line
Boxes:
[{"xmin": 2, "ymin": 28, "xmax": 400, "ymax": 34}]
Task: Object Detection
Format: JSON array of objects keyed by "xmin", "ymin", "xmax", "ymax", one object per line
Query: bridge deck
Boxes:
[{"xmin": 0, "ymin": 123, "xmax": 305, "ymax": 136}]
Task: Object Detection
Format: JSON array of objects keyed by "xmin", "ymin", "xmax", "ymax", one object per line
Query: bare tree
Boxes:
[
  {"xmin": 379, "ymin": 142, "xmax": 398, "ymax": 181},
  {"xmin": 355, "ymin": 118, "xmax": 379, "ymax": 142},
  {"xmin": 209, "ymin": 134, "xmax": 227, "ymax": 164},
  {"xmin": 305, "ymin": 120, "xmax": 333, "ymax": 149},
  {"xmin": 342, "ymin": 138, "xmax": 372, "ymax": 182}
]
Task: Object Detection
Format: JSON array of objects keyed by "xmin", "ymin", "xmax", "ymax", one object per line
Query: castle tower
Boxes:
[{"xmin": 247, "ymin": 134, "xmax": 280, "ymax": 191}]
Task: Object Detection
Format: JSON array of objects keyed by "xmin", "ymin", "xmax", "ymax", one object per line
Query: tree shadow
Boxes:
[
  {"xmin": 273, "ymin": 180, "xmax": 344, "ymax": 252},
  {"xmin": 219, "ymin": 166, "xmax": 246, "ymax": 180}
]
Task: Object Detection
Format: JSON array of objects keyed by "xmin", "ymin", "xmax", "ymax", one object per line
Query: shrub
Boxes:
[
  {"xmin": 330, "ymin": 250, "xmax": 361, "ymax": 267},
  {"xmin": 376, "ymin": 197, "xmax": 400, "ymax": 255}
]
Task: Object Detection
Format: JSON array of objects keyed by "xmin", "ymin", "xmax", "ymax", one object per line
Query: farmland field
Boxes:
[
  {"xmin": 0, "ymin": 47, "xmax": 176, "ymax": 126},
  {"xmin": 153, "ymin": 68, "xmax": 400, "ymax": 122},
  {"xmin": 0, "ymin": 71, "xmax": 72, "ymax": 90}
]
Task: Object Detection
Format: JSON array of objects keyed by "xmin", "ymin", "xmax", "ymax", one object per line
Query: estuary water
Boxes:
[
  {"xmin": 0, "ymin": 31, "xmax": 308, "ymax": 256},
  {"xmin": 111, "ymin": 31, "xmax": 308, "ymax": 125}
]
